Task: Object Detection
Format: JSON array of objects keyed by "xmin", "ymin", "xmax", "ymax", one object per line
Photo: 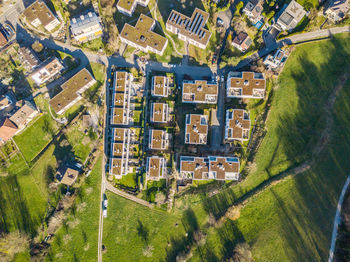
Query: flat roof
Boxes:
[
  {"xmin": 50, "ymin": 68, "xmax": 95, "ymax": 113},
  {"xmin": 114, "ymin": 71, "xmax": 127, "ymax": 92},
  {"xmin": 117, "ymin": 0, "xmax": 148, "ymax": 12},
  {"xmin": 150, "ymin": 129, "xmax": 166, "ymax": 150},
  {"xmin": 113, "ymin": 93, "xmax": 126, "ymax": 107},
  {"xmin": 182, "ymin": 80, "xmax": 218, "ymax": 103},
  {"xmin": 185, "ymin": 114, "xmax": 208, "ymax": 144},
  {"xmin": 71, "ymin": 12, "xmax": 101, "ymax": 34},
  {"xmin": 114, "ymin": 128, "xmax": 128, "ymax": 142},
  {"xmin": 166, "ymin": 8, "xmax": 211, "ymax": 47},
  {"xmin": 112, "ymin": 142, "xmax": 125, "ymax": 157},
  {"xmin": 147, "ymin": 156, "xmax": 164, "ymax": 178},
  {"xmin": 30, "ymin": 57, "xmax": 64, "ymax": 84},
  {"xmin": 180, "ymin": 156, "xmax": 208, "ymax": 179},
  {"xmin": 112, "ymin": 107, "xmax": 126, "ymax": 125},
  {"xmin": 9, "ymin": 103, "xmax": 37, "ymax": 127},
  {"xmin": 19, "ymin": 47, "xmax": 40, "ymax": 68},
  {"xmin": 226, "ymin": 109, "xmax": 250, "ymax": 140},
  {"xmin": 23, "ymin": 0, "xmax": 58, "ymax": 27},
  {"xmin": 152, "ymin": 76, "xmax": 168, "ymax": 97},
  {"xmin": 120, "ymin": 14, "xmax": 167, "ymax": 53},
  {"xmin": 208, "ymin": 156, "xmax": 239, "ymax": 180},
  {"xmin": 151, "ymin": 103, "xmax": 168, "ymax": 123},
  {"xmin": 110, "ymin": 158, "xmax": 122, "ymax": 176},
  {"xmin": 60, "ymin": 167, "xmax": 79, "ymax": 186},
  {"xmin": 228, "ymin": 71, "xmax": 266, "ymax": 97}
]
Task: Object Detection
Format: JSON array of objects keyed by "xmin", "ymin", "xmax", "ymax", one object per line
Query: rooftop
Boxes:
[
  {"xmin": 151, "ymin": 103, "xmax": 168, "ymax": 123},
  {"xmin": 120, "ymin": 14, "xmax": 167, "ymax": 54},
  {"xmin": 152, "ymin": 76, "xmax": 169, "ymax": 97},
  {"xmin": 30, "ymin": 57, "xmax": 64, "ymax": 85},
  {"xmin": 113, "ymin": 128, "xmax": 128, "ymax": 142},
  {"xmin": 182, "ymin": 80, "xmax": 218, "ymax": 103},
  {"xmin": 114, "ymin": 71, "xmax": 128, "ymax": 93},
  {"xmin": 117, "ymin": 0, "xmax": 148, "ymax": 12},
  {"xmin": 225, "ymin": 109, "xmax": 250, "ymax": 141},
  {"xmin": 149, "ymin": 129, "xmax": 167, "ymax": 150},
  {"xmin": 166, "ymin": 8, "xmax": 211, "ymax": 47},
  {"xmin": 9, "ymin": 102, "xmax": 37, "ymax": 127},
  {"xmin": 23, "ymin": 0, "xmax": 58, "ymax": 28},
  {"xmin": 180, "ymin": 156, "xmax": 209, "ymax": 179},
  {"xmin": 18, "ymin": 47, "xmax": 40, "ymax": 68},
  {"xmin": 50, "ymin": 68, "xmax": 95, "ymax": 114},
  {"xmin": 60, "ymin": 167, "xmax": 79, "ymax": 186},
  {"xmin": 147, "ymin": 156, "xmax": 165, "ymax": 179},
  {"xmin": 227, "ymin": 71, "xmax": 266, "ymax": 98},
  {"xmin": 112, "ymin": 107, "xmax": 127, "ymax": 125},
  {"xmin": 232, "ymin": 32, "xmax": 252, "ymax": 47},
  {"xmin": 185, "ymin": 114, "xmax": 208, "ymax": 145},
  {"xmin": 208, "ymin": 156, "xmax": 239, "ymax": 180}
]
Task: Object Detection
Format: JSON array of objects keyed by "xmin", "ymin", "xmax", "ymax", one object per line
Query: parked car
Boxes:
[{"xmin": 103, "ymin": 208, "xmax": 107, "ymax": 218}]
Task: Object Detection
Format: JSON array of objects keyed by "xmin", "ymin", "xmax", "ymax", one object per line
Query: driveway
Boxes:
[{"xmin": 217, "ymin": 8, "xmax": 232, "ymax": 29}]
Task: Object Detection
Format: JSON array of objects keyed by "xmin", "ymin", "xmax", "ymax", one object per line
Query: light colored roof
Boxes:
[
  {"xmin": 120, "ymin": 14, "xmax": 167, "ymax": 53},
  {"xmin": 23, "ymin": 0, "xmax": 58, "ymax": 28},
  {"xmin": 30, "ymin": 57, "xmax": 64, "ymax": 84},
  {"xmin": 18, "ymin": 47, "xmax": 40, "ymax": 68},
  {"xmin": 60, "ymin": 167, "xmax": 79, "ymax": 186},
  {"xmin": 49, "ymin": 68, "xmax": 95, "ymax": 113},
  {"xmin": 278, "ymin": 0, "xmax": 306, "ymax": 27},
  {"xmin": 117, "ymin": 0, "xmax": 148, "ymax": 12},
  {"xmin": 0, "ymin": 118, "xmax": 18, "ymax": 141},
  {"xmin": 71, "ymin": 12, "xmax": 102, "ymax": 34},
  {"xmin": 166, "ymin": 8, "xmax": 211, "ymax": 47},
  {"xmin": 9, "ymin": 102, "xmax": 37, "ymax": 127}
]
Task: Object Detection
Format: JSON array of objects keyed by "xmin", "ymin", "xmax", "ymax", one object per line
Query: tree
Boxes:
[
  {"xmin": 235, "ymin": 1, "xmax": 244, "ymax": 16},
  {"xmin": 31, "ymin": 40, "xmax": 44, "ymax": 53}
]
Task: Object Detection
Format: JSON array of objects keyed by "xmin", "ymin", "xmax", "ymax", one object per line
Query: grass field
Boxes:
[
  {"xmin": 13, "ymin": 114, "xmax": 58, "ymax": 162},
  {"xmin": 45, "ymin": 156, "xmax": 102, "ymax": 261}
]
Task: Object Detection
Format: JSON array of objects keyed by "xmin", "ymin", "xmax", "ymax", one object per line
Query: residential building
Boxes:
[
  {"xmin": 325, "ymin": 0, "xmax": 349, "ymax": 22},
  {"xmin": 243, "ymin": 0, "xmax": 264, "ymax": 24},
  {"xmin": 109, "ymin": 128, "xmax": 131, "ymax": 178},
  {"xmin": 23, "ymin": 0, "xmax": 61, "ymax": 32},
  {"xmin": 275, "ymin": 0, "xmax": 306, "ymax": 31},
  {"xmin": 166, "ymin": 8, "xmax": 211, "ymax": 49},
  {"xmin": 9, "ymin": 100, "xmax": 38, "ymax": 130},
  {"xmin": 58, "ymin": 167, "xmax": 79, "ymax": 186},
  {"xmin": 0, "ymin": 118, "xmax": 18, "ymax": 143},
  {"xmin": 180, "ymin": 156, "xmax": 209, "ymax": 179},
  {"xmin": 152, "ymin": 76, "xmax": 170, "ymax": 98},
  {"xmin": 116, "ymin": 0, "xmax": 150, "ymax": 16},
  {"xmin": 29, "ymin": 57, "xmax": 64, "ymax": 86},
  {"xmin": 150, "ymin": 103, "xmax": 169, "ymax": 123},
  {"xmin": 182, "ymin": 79, "xmax": 218, "ymax": 104},
  {"xmin": 0, "ymin": 31, "xmax": 8, "ymax": 48},
  {"xmin": 226, "ymin": 71, "xmax": 266, "ymax": 99},
  {"xmin": 146, "ymin": 156, "xmax": 166, "ymax": 180},
  {"xmin": 50, "ymin": 68, "xmax": 96, "ymax": 115},
  {"xmin": 232, "ymin": 32, "xmax": 252, "ymax": 52},
  {"xmin": 18, "ymin": 46, "xmax": 40, "ymax": 71},
  {"xmin": 119, "ymin": 14, "xmax": 168, "ymax": 55},
  {"xmin": 263, "ymin": 49, "xmax": 287, "ymax": 69},
  {"xmin": 110, "ymin": 71, "xmax": 133, "ymax": 125},
  {"xmin": 0, "ymin": 94, "xmax": 14, "ymax": 110},
  {"xmin": 208, "ymin": 156, "xmax": 240, "ymax": 180},
  {"xmin": 185, "ymin": 114, "xmax": 208, "ymax": 145},
  {"xmin": 149, "ymin": 129, "xmax": 169, "ymax": 150},
  {"xmin": 179, "ymin": 156, "xmax": 240, "ymax": 180},
  {"xmin": 225, "ymin": 109, "xmax": 250, "ymax": 141},
  {"xmin": 70, "ymin": 12, "xmax": 103, "ymax": 42}
]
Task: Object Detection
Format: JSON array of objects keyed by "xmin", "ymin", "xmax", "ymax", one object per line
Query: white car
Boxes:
[
  {"xmin": 103, "ymin": 209, "xmax": 107, "ymax": 218},
  {"xmin": 103, "ymin": 199, "xmax": 108, "ymax": 208}
]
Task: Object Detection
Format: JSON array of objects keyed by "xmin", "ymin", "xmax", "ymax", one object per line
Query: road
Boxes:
[{"xmin": 328, "ymin": 175, "xmax": 350, "ymax": 262}]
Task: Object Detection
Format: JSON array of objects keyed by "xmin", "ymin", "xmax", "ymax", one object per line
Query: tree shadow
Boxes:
[{"xmin": 136, "ymin": 219, "xmax": 149, "ymax": 243}]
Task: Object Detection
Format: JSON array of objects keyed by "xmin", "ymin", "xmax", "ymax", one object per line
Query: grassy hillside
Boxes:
[
  {"xmin": 46, "ymin": 157, "xmax": 102, "ymax": 261},
  {"xmin": 187, "ymin": 35, "xmax": 350, "ymax": 261}
]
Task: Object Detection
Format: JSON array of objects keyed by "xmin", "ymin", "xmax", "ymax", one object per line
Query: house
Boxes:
[
  {"xmin": 0, "ymin": 31, "xmax": 8, "ymax": 48},
  {"xmin": 0, "ymin": 118, "xmax": 18, "ymax": 143},
  {"xmin": 180, "ymin": 156, "xmax": 209, "ymax": 179},
  {"xmin": 70, "ymin": 12, "xmax": 103, "ymax": 42},
  {"xmin": 29, "ymin": 57, "xmax": 64, "ymax": 86},
  {"xmin": 116, "ymin": 0, "xmax": 150, "ymax": 16},
  {"xmin": 110, "ymin": 71, "xmax": 133, "ymax": 125},
  {"xmin": 119, "ymin": 14, "xmax": 168, "ymax": 56},
  {"xmin": 208, "ymin": 156, "xmax": 240, "ymax": 180},
  {"xmin": 225, "ymin": 109, "xmax": 250, "ymax": 142},
  {"xmin": 50, "ymin": 68, "xmax": 96, "ymax": 115},
  {"xmin": 18, "ymin": 47, "xmax": 40, "ymax": 71},
  {"xmin": 9, "ymin": 100, "xmax": 38, "ymax": 130},
  {"xmin": 182, "ymin": 80, "xmax": 218, "ymax": 104},
  {"xmin": 325, "ymin": 0, "xmax": 349, "ymax": 22},
  {"xmin": 146, "ymin": 156, "xmax": 166, "ymax": 181},
  {"xmin": 0, "ymin": 94, "xmax": 14, "ymax": 110},
  {"xmin": 59, "ymin": 167, "xmax": 79, "ymax": 186},
  {"xmin": 226, "ymin": 71, "xmax": 266, "ymax": 99},
  {"xmin": 166, "ymin": 8, "xmax": 211, "ymax": 49},
  {"xmin": 243, "ymin": 0, "xmax": 264, "ymax": 24},
  {"xmin": 151, "ymin": 76, "xmax": 170, "ymax": 98},
  {"xmin": 150, "ymin": 103, "xmax": 169, "ymax": 123},
  {"xmin": 109, "ymin": 128, "xmax": 131, "ymax": 178},
  {"xmin": 185, "ymin": 114, "xmax": 208, "ymax": 145},
  {"xmin": 275, "ymin": 0, "xmax": 306, "ymax": 31},
  {"xmin": 263, "ymin": 49, "xmax": 287, "ymax": 69},
  {"xmin": 179, "ymin": 156, "xmax": 240, "ymax": 180},
  {"xmin": 149, "ymin": 129, "xmax": 169, "ymax": 150},
  {"xmin": 23, "ymin": 0, "xmax": 61, "ymax": 32},
  {"xmin": 232, "ymin": 32, "xmax": 252, "ymax": 52}
]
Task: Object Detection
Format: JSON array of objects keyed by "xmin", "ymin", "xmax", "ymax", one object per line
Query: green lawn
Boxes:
[
  {"xmin": 115, "ymin": 171, "xmax": 138, "ymax": 189},
  {"xmin": 102, "ymin": 194, "xmax": 192, "ymax": 262},
  {"xmin": 46, "ymin": 156, "xmax": 102, "ymax": 261},
  {"xmin": 13, "ymin": 114, "xmax": 58, "ymax": 162}
]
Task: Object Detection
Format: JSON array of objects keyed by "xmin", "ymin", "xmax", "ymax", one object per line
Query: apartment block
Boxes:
[
  {"xmin": 225, "ymin": 109, "xmax": 250, "ymax": 141},
  {"xmin": 146, "ymin": 156, "xmax": 166, "ymax": 181},
  {"xmin": 116, "ymin": 0, "xmax": 150, "ymax": 16},
  {"xmin": 71, "ymin": 12, "xmax": 103, "ymax": 42},
  {"xmin": 226, "ymin": 71, "xmax": 266, "ymax": 99},
  {"xmin": 182, "ymin": 79, "xmax": 218, "ymax": 104},
  {"xmin": 185, "ymin": 114, "xmax": 208, "ymax": 145}
]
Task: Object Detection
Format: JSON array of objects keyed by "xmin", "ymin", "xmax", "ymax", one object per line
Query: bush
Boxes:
[
  {"xmin": 32, "ymin": 41, "xmax": 44, "ymax": 53},
  {"xmin": 235, "ymin": 1, "xmax": 244, "ymax": 16}
]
